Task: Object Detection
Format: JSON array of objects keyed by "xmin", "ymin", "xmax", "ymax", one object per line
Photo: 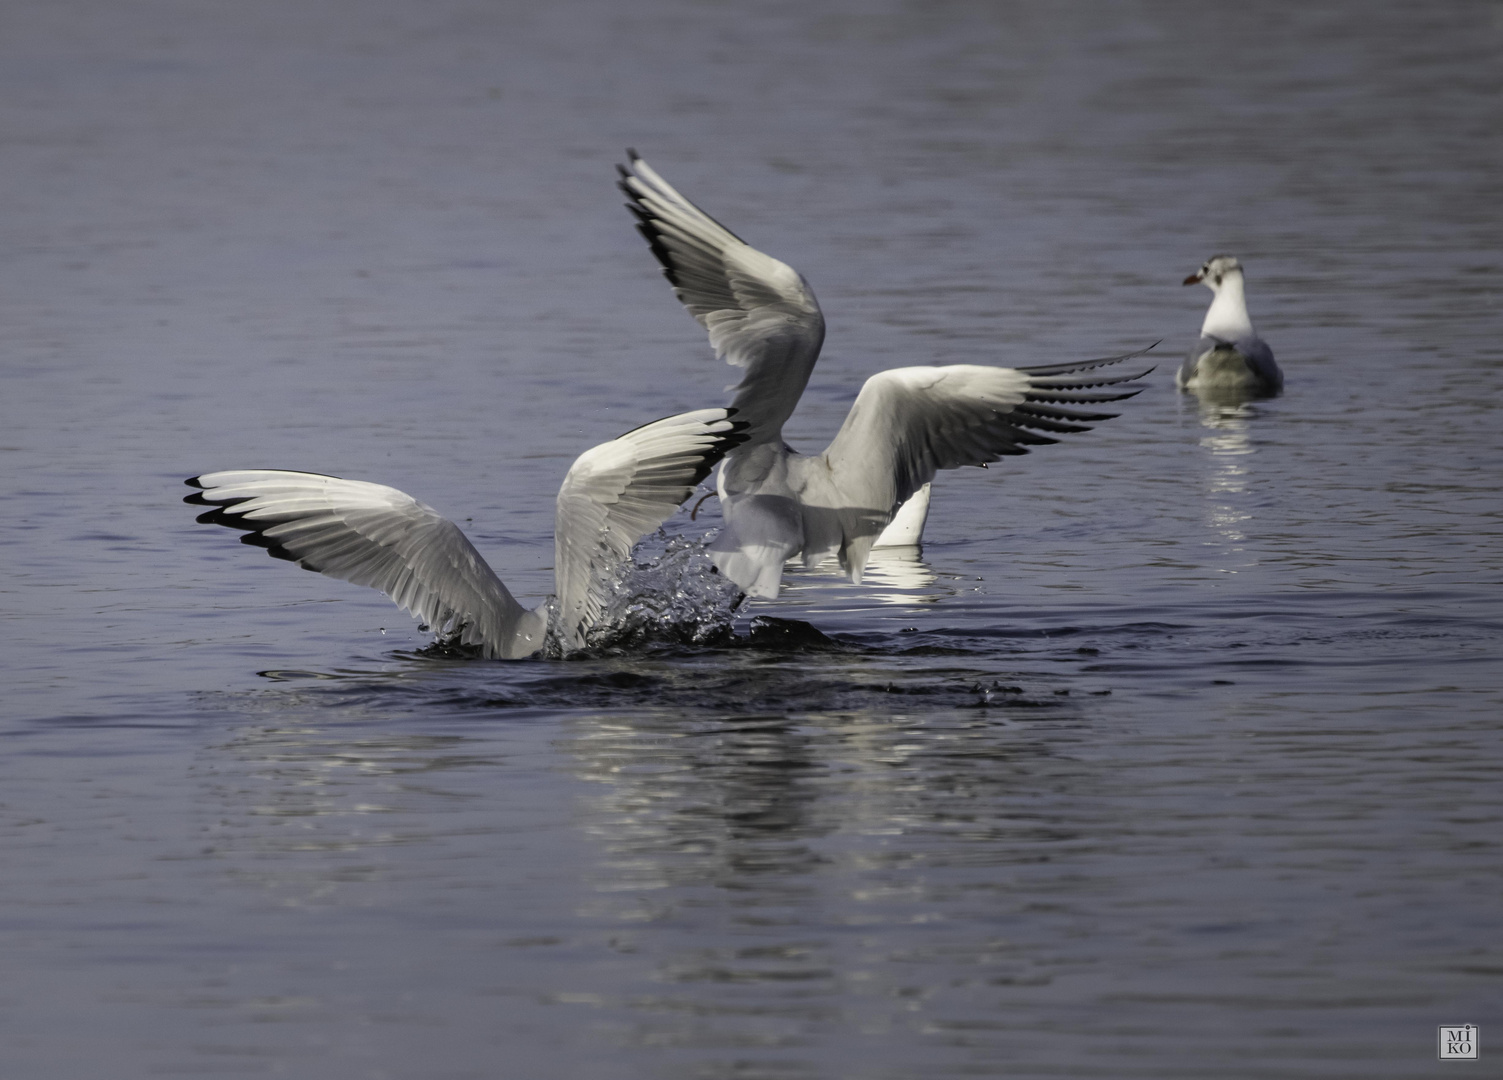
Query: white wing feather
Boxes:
[
  {"xmin": 186, "ymin": 471, "xmax": 544, "ymax": 659},
  {"xmin": 189, "ymin": 413, "xmax": 746, "ymax": 659},
  {"xmin": 814, "ymin": 350, "xmax": 1154, "ymax": 579},
  {"xmin": 619, "ymin": 153, "xmax": 825, "ymax": 445},
  {"xmin": 552, "ymin": 408, "xmax": 748, "ymax": 650}
]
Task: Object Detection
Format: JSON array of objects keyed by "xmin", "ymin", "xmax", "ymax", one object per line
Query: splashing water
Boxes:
[
  {"xmin": 582, "ymin": 530, "xmax": 743, "ymax": 652},
  {"xmin": 416, "ymin": 532, "xmax": 741, "ymax": 661}
]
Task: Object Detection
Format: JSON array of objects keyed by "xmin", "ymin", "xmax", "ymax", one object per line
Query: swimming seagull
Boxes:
[
  {"xmin": 1178, "ymin": 255, "xmax": 1282, "ymax": 396},
  {"xmin": 184, "ymin": 409, "xmax": 748, "ymax": 659},
  {"xmin": 618, "ymin": 152, "xmax": 1154, "ymax": 599}
]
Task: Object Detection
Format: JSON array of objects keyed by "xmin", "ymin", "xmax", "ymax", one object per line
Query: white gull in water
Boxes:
[
  {"xmin": 1178, "ymin": 254, "xmax": 1282, "ymax": 396},
  {"xmin": 185, "ymin": 409, "xmax": 747, "ymax": 658},
  {"xmin": 618, "ymin": 152, "xmax": 1153, "ymax": 599}
]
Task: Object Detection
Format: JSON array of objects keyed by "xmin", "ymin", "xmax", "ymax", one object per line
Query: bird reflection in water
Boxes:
[
  {"xmin": 192, "ymin": 708, "xmax": 498, "ymax": 904},
  {"xmin": 567, "ymin": 713, "xmax": 827, "ymax": 927},
  {"xmin": 562, "ymin": 708, "xmax": 1081, "ymax": 996},
  {"xmin": 766, "ymin": 543, "xmax": 949, "ymax": 611},
  {"xmin": 849, "ymin": 544, "xmax": 939, "ymax": 602},
  {"xmin": 1191, "ymin": 399, "xmax": 1259, "ymax": 554},
  {"xmin": 565, "ymin": 708, "xmax": 1078, "ymax": 891}
]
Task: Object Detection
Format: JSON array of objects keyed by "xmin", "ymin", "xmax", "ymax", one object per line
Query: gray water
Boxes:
[{"xmin": 3, "ymin": 1, "xmax": 1501, "ymax": 1077}]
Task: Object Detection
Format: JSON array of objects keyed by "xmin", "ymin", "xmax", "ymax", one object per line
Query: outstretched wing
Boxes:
[
  {"xmin": 618, "ymin": 152, "xmax": 825, "ymax": 446},
  {"xmin": 553, "ymin": 407, "xmax": 749, "ymax": 649},
  {"xmin": 185, "ymin": 471, "xmax": 545, "ymax": 659},
  {"xmin": 816, "ymin": 346, "xmax": 1154, "ymax": 578}
]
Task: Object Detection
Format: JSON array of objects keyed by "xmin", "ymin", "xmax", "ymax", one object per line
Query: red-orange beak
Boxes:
[{"xmin": 1182, "ymin": 272, "xmax": 1202, "ymax": 285}]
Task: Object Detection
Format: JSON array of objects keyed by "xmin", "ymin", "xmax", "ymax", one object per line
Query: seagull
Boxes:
[
  {"xmin": 1178, "ymin": 255, "xmax": 1282, "ymax": 396},
  {"xmin": 618, "ymin": 152, "xmax": 1153, "ymax": 599},
  {"xmin": 184, "ymin": 409, "xmax": 747, "ymax": 659}
]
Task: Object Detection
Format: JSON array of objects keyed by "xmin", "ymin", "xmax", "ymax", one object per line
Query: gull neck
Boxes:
[{"xmin": 1200, "ymin": 269, "xmax": 1254, "ymax": 340}]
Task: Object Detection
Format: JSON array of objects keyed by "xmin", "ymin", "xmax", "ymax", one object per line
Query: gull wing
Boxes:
[
  {"xmin": 1232, "ymin": 334, "xmax": 1281, "ymax": 387},
  {"xmin": 1181, "ymin": 334, "xmax": 1280, "ymax": 391},
  {"xmin": 618, "ymin": 152, "xmax": 825, "ymax": 446},
  {"xmin": 553, "ymin": 408, "xmax": 749, "ymax": 650},
  {"xmin": 817, "ymin": 347, "xmax": 1154, "ymax": 579},
  {"xmin": 185, "ymin": 470, "xmax": 545, "ymax": 659}
]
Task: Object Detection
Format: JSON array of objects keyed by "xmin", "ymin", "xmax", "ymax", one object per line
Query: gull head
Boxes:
[{"xmin": 1183, "ymin": 254, "xmax": 1243, "ymax": 291}]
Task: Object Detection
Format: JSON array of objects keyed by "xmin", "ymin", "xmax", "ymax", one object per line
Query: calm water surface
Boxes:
[{"xmin": 2, "ymin": 2, "xmax": 1501, "ymax": 1077}]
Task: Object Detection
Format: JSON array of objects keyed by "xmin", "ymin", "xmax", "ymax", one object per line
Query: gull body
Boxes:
[
  {"xmin": 619, "ymin": 153, "xmax": 1151, "ymax": 599},
  {"xmin": 1178, "ymin": 255, "xmax": 1281, "ymax": 396},
  {"xmin": 186, "ymin": 409, "xmax": 746, "ymax": 658}
]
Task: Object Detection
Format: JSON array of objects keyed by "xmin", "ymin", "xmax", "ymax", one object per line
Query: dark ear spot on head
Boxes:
[{"xmin": 1213, "ymin": 274, "xmax": 1222, "ymax": 285}]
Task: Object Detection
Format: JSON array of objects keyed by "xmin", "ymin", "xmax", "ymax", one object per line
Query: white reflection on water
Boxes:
[
  {"xmin": 1196, "ymin": 401, "xmax": 1258, "ymax": 556},
  {"xmin": 858, "ymin": 545, "xmax": 939, "ymax": 601},
  {"xmin": 559, "ymin": 706, "xmax": 1094, "ymax": 1020},
  {"xmin": 192, "ymin": 712, "xmax": 499, "ymax": 903}
]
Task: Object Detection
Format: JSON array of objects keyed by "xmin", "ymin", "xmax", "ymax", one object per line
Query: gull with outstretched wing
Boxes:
[
  {"xmin": 619, "ymin": 152, "xmax": 1153, "ymax": 598},
  {"xmin": 186, "ymin": 409, "xmax": 747, "ymax": 658}
]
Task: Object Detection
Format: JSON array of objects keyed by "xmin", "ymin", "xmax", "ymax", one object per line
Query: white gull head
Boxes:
[{"xmin": 1184, "ymin": 254, "xmax": 1253, "ymax": 340}]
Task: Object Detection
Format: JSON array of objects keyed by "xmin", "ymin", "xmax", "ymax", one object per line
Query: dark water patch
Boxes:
[
  {"xmin": 943, "ymin": 621, "xmax": 1193, "ymax": 643},
  {"xmin": 231, "ymin": 644, "xmax": 1090, "ymax": 717},
  {"xmin": 257, "ymin": 668, "xmax": 351, "ymax": 682},
  {"xmin": 893, "ymin": 642, "xmax": 991, "ymax": 656},
  {"xmin": 745, "ymin": 616, "xmax": 848, "ymax": 652},
  {"xmin": 534, "ymin": 669, "xmax": 663, "ymax": 692}
]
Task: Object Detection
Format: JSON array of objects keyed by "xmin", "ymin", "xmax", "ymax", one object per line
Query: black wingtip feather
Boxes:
[
  {"xmin": 680, "ymin": 431, "xmax": 744, "ymax": 489},
  {"xmin": 618, "ymin": 155, "xmax": 750, "ymax": 250},
  {"xmin": 238, "ymin": 531, "xmax": 302, "ymax": 564},
  {"xmin": 188, "ymin": 490, "xmax": 300, "ymax": 564},
  {"xmin": 1016, "ymin": 343, "xmax": 1158, "ymax": 379},
  {"xmin": 720, "ymin": 424, "xmax": 752, "ymax": 451},
  {"xmin": 192, "ymin": 501, "xmax": 253, "ymax": 525},
  {"xmin": 1016, "ymin": 402, "xmax": 1122, "ymax": 424},
  {"xmin": 631, "ymin": 219, "xmax": 680, "ymax": 286}
]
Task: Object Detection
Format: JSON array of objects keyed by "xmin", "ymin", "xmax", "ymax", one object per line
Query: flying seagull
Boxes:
[
  {"xmin": 1178, "ymin": 254, "xmax": 1281, "ymax": 396},
  {"xmin": 185, "ymin": 409, "xmax": 747, "ymax": 658},
  {"xmin": 618, "ymin": 152, "xmax": 1153, "ymax": 598}
]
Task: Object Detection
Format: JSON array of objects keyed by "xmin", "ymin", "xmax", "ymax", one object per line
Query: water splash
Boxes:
[
  {"xmin": 581, "ymin": 531, "xmax": 744, "ymax": 652},
  {"xmin": 414, "ymin": 533, "xmax": 740, "ymax": 660}
]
